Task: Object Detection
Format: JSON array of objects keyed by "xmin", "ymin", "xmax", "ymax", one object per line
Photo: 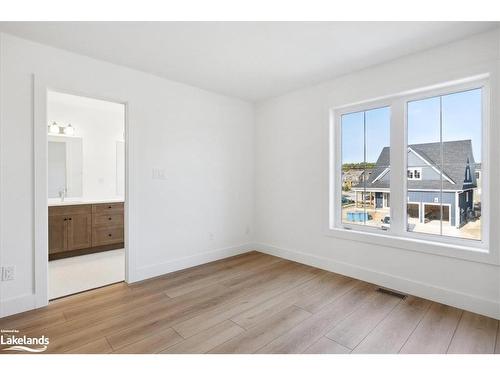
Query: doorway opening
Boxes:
[
  {"xmin": 423, "ymin": 203, "xmax": 450, "ymax": 224},
  {"xmin": 47, "ymin": 90, "xmax": 126, "ymax": 300}
]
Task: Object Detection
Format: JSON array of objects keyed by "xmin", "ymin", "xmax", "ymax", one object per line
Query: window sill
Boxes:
[{"xmin": 325, "ymin": 227, "xmax": 497, "ymax": 266}]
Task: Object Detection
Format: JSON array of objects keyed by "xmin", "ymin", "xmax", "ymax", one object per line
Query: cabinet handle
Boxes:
[
  {"xmin": 69, "ymin": 217, "xmax": 72, "ymax": 221},
  {"xmin": 108, "ymin": 217, "xmax": 112, "ymax": 220},
  {"xmin": 64, "ymin": 218, "xmax": 67, "ymax": 221},
  {"xmin": 108, "ymin": 233, "xmax": 112, "ymax": 237},
  {"xmin": 108, "ymin": 206, "xmax": 112, "ymax": 209}
]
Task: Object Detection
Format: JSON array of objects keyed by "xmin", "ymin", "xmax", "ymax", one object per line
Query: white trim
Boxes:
[
  {"xmin": 130, "ymin": 243, "xmax": 256, "ymax": 283},
  {"xmin": 0, "ymin": 243, "xmax": 255, "ymax": 317},
  {"xmin": 332, "ymin": 99, "xmax": 392, "ymax": 232},
  {"xmin": 407, "ymin": 188, "xmax": 464, "ymax": 192},
  {"xmin": 0, "ymin": 294, "xmax": 38, "ymax": 318},
  {"xmin": 33, "ymin": 75, "xmax": 48, "ymax": 308},
  {"xmin": 257, "ymin": 243, "xmax": 500, "ymax": 320},
  {"xmin": 404, "ymin": 80, "xmax": 490, "ymax": 252},
  {"xmin": 332, "ymin": 73, "xmax": 490, "ymax": 112},
  {"xmin": 352, "ymin": 187, "xmax": 390, "ymax": 193},
  {"xmin": 330, "ymin": 76, "xmax": 492, "ymax": 260},
  {"xmin": 353, "ymin": 187, "xmax": 462, "ymax": 193},
  {"xmin": 0, "ymin": 33, "xmax": 2, "ymax": 317},
  {"xmin": 407, "ymin": 148, "xmax": 454, "ymax": 184},
  {"xmin": 33, "ymin": 74, "xmax": 131, "ymax": 310},
  {"xmin": 372, "ymin": 167, "xmax": 390, "ymax": 183}
]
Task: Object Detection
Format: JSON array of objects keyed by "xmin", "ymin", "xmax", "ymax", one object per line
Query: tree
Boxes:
[{"xmin": 342, "ymin": 162, "xmax": 376, "ymax": 171}]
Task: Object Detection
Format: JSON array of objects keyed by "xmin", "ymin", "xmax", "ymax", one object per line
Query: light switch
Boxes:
[
  {"xmin": 152, "ymin": 168, "xmax": 166, "ymax": 180},
  {"xmin": 1, "ymin": 266, "xmax": 15, "ymax": 281}
]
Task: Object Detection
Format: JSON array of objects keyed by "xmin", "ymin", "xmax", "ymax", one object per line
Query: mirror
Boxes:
[
  {"xmin": 48, "ymin": 135, "xmax": 83, "ymax": 199},
  {"xmin": 47, "ymin": 90, "xmax": 125, "ymax": 203}
]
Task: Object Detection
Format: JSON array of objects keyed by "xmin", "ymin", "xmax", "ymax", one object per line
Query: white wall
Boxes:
[
  {"xmin": 254, "ymin": 30, "xmax": 500, "ymax": 319},
  {"xmin": 1, "ymin": 29, "xmax": 499, "ymax": 320},
  {"xmin": 48, "ymin": 91, "xmax": 125, "ymax": 201},
  {"xmin": 0, "ymin": 33, "xmax": 255, "ymax": 316}
]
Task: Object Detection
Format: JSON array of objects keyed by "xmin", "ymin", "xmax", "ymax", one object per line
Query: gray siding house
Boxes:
[{"xmin": 352, "ymin": 140, "xmax": 477, "ymax": 228}]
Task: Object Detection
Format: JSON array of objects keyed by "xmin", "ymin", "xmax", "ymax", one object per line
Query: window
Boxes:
[
  {"xmin": 332, "ymin": 79, "xmax": 487, "ymax": 250},
  {"xmin": 407, "ymin": 88, "xmax": 482, "ymax": 241},
  {"xmin": 407, "ymin": 168, "xmax": 421, "ymax": 180},
  {"xmin": 340, "ymin": 107, "xmax": 390, "ymax": 229}
]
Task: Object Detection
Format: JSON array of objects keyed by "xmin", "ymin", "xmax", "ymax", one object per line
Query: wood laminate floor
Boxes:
[{"xmin": 1, "ymin": 251, "xmax": 498, "ymax": 354}]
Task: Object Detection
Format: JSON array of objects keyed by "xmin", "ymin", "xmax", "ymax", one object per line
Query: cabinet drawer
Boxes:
[
  {"xmin": 93, "ymin": 213, "xmax": 124, "ymax": 227},
  {"xmin": 92, "ymin": 202, "xmax": 124, "ymax": 214},
  {"xmin": 92, "ymin": 226, "xmax": 124, "ymax": 246},
  {"xmin": 49, "ymin": 204, "xmax": 92, "ymax": 216}
]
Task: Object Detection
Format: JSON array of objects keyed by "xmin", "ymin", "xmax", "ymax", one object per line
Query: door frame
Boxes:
[{"xmin": 34, "ymin": 74, "xmax": 130, "ymax": 308}]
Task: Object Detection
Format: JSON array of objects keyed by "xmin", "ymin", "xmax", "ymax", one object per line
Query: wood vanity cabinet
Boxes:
[
  {"xmin": 92, "ymin": 203, "xmax": 124, "ymax": 247},
  {"xmin": 49, "ymin": 202, "xmax": 123, "ymax": 260},
  {"xmin": 48, "ymin": 215, "xmax": 68, "ymax": 254}
]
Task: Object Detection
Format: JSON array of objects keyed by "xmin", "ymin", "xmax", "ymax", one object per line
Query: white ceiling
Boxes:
[{"xmin": 0, "ymin": 22, "xmax": 497, "ymax": 101}]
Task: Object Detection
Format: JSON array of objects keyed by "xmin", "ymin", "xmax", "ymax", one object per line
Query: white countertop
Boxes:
[{"xmin": 48, "ymin": 198, "xmax": 124, "ymax": 207}]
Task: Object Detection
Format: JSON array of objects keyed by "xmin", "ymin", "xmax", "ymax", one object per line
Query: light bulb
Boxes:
[
  {"xmin": 49, "ymin": 122, "xmax": 60, "ymax": 134},
  {"xmin": 64, "ymin": 124, "xmax": 75, "ymax": 136}
]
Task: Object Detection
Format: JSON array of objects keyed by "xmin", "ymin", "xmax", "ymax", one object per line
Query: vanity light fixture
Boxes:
[
  {"xmin": 64, "ymin": 123, "xmax": 75, "ymax": 136},
  {"xmin": 48, "ymin": 121, "xmax": 60, "ymax": 134}
]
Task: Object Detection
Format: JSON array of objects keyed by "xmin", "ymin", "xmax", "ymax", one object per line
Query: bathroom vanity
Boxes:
[{"xmin": 48, "ymin": 200, "xmax": 124, "ymax": 260}]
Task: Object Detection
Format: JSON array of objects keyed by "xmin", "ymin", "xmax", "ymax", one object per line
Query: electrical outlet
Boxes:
[{"xmin": 1, "ymin": 266, "xmax": 15, "ymax": 281}]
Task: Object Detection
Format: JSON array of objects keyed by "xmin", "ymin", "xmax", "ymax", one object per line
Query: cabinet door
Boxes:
[
  {"xmin": 67, "ymin": 213, "xmax": 92, "ymax": 251},
  {"xmin": 49, "ymin": 215, "xmax": 67, "ymax": 254}
]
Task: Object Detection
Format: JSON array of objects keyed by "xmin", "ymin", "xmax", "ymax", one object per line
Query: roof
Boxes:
[
  {"xmin": 353, "ymin": 140, "xmax": 477, "ymax": 191},
  {"xmin": 343, "ymin": 169, "xmax": 365, "ymax": 178}
]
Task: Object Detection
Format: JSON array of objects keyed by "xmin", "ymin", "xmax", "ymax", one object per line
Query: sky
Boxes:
[{"xmin": 341, "ymin": 88, "xmax": 482, "ymax": 164}]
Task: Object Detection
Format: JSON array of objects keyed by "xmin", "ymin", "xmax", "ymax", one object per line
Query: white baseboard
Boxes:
[
  {"xmin": 0, "ymin": 243, "xmax": 256, "ymax": 318},
  {"xmin": 129, "ymin": 243, "xmax": 257, "ymax": 283},
  {"xmin": 3, "ymin": 243, "xmax": 497, "ymax": 320},
  {"xmin": 0, "ymin": 293, "xmax": 37, "ymax": 319},
  {"xmin": 255, "ymin": 242, "xmax": 500, "ymax": 320}
]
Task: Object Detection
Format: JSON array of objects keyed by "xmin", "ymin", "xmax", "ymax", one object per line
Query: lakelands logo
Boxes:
[{"xmin": 1, "ymin": 329, "xmax": 49, "ymax": 353}]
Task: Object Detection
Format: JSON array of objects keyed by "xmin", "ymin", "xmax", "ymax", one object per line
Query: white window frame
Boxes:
[
  {"xmin": 328, "ymin": 75, "xmax": 492, "ymax": 264},
  {"xmin": 332, "ymin": 100, "xmax": 393, "ymax": 236},
  {"xmin": 407, "ymin": 167, "xmax": 422, "ymax": 180}
]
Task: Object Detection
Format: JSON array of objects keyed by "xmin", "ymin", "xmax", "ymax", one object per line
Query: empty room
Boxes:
[{"xmin": 1, "ymin": 3, "xmax": 500, "ymax": 372}]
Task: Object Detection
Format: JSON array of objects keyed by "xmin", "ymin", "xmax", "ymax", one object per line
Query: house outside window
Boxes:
[
  {"xmin": 332, "ymin": 78, "xmax": 487, "ymax": 251},
  {"xmin": 406, "ymin": 88, "xmax": 481, "ymax": 240},
  {"xmin": 340, "ymin": 107, "xmax": 390, "ymax": 229}
]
